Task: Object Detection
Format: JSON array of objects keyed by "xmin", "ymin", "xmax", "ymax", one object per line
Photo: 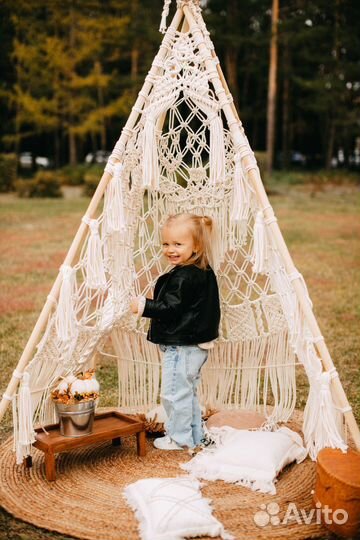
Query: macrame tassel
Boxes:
[
  {"xmin": 252, "ymin": 211, "xmax": 267, "ymax": 274},
  {"xmin": 55, "ymin": 265, "xmax": 77, "ymax": 342},
  {"xmin": 231, "ymin": 153, "xmax": 250, "ymax": 222},
  {"xmin": 142, "ymin": 114, "xmax": 159, "ymax": 189},
  {"xmin": 159, "ymin": 0, "xmax": 172, "ymax": 33},
  {"xmin": 303, "ymin": 372, "xmax": 347, "ymax": 460},
  {"xmin": 105, "ymin": 163, "xmax": 127, "ymax": 232},
  {"xmin": 17, "ymin": 372, "xmax": 36, "ymax": 464},
  {"xmin": 209, "ymin": 114, "xmax": 225, "ymax": 184},
  {"xmin": 84, "ymin": 218, "xmax": 107, "ymax": 290}
]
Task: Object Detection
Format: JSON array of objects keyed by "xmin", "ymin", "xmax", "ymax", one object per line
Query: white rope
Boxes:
[
  {"xmin": 103, "ymin": 162, "xmax": 127, "ymax": 232},
  {"xmin": 55, "ymin": 265, "xmax": 78, "ymax": 343},
  {"xmin": 16, "ymin": 372, "xmax": 36, "ymax": 463},
  {"xmin": 231, "ymin": 153, "xmax": 251, "ymax": 222},
  {"xmin": 82, "ymin": 217, "xmax": 107, "ymax": 290},
  {"xmin": 303, "ymin": 371, "xmax": 347, "ymax": 460},
  {"xmin": 159, "ymin": 0, "xmax": 172, "ymax": 33}
]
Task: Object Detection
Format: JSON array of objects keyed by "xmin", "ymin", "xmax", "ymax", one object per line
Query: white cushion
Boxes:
[
  {"xmin": 124, "ymin": 476, "xmax": 233, "ymax": 540},
  {"xmin": 182, "ymin": 427, "xmax": 307, "ymax": 495}
]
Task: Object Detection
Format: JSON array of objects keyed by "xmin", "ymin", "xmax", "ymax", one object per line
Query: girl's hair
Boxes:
[{"xmin": 162, "ymin": 213, "xmax": 219, "ymax": 270}]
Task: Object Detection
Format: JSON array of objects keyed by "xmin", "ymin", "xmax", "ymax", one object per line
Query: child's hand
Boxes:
[{"xmin": 130, "ymin": 297, "xmax": 139, "ymax": 314}]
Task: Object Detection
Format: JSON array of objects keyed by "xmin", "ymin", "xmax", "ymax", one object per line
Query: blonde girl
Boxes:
[{"xmin": 131, "ymin": 213, "xmax": 220, "ymax": 450}]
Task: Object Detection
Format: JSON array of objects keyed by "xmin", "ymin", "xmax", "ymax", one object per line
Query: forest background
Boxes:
[{"xmin": 0, "ymin": 0, "xmax": 359, "ymax": 176}]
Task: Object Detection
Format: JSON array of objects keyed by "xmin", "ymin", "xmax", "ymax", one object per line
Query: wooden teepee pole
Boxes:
[
  {"xmin": 0, "ymin": 7, "xmax": 185, "ymax": 423},
  {"xmin": 266, "ymin": 0, "xmax": 279, "ymax": 176},
  {"xmin": 183, "ymin": 3, "xmax": 360, "ymax": 451}
]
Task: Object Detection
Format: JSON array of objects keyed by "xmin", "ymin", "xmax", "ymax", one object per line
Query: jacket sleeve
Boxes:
[{"xmin": 142, "ymin": 272, "xmax": 193, "ymax": 320}]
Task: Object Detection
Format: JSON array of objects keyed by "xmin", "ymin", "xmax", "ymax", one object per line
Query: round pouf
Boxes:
[{"xmin": 314, "ymin": 448, "xmax": 360, "ymax": 537}]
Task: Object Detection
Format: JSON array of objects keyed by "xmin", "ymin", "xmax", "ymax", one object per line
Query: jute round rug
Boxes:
[{"xmin": 0, "ymin": 411, "xmax": 328, "ymax": 540}]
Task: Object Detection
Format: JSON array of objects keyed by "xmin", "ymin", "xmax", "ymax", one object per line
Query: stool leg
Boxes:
[
  {"xmin": 45, "ymin": 451, "xmax": 56, "ymax": 482},
  {"xmin": 112, "ymin": 437, "xmax": 121, "ymax": 446},
  {"xmin": 24, "ymin": 455, "xmax": 33, "ymax": 468},
  {"xmin": 136, "ymin": 431, "xmax": 146, "ymax": 457}
]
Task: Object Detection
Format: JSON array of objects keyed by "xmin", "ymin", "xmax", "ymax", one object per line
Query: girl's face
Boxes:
[{"xmin": 161, "ymin": 222, "xmax": 195, "ymax": 265}]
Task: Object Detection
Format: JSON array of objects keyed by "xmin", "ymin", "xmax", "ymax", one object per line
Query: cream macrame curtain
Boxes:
[{"xmin": 4, "ymin": 0, "xmax": 354, "ymax": 465}]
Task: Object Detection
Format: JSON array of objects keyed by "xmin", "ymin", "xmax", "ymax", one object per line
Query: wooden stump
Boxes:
[{"xmin": 314, "ymin": 448, "xmax": 360, "ymax": 537}]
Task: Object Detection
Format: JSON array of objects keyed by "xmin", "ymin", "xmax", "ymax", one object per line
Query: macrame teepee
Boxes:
[{"xmin": 1, "ymin": 0, "xmax": 359, "ymax": 466}]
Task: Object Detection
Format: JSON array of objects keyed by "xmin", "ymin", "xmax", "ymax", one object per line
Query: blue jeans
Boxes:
[{"xmin": 160, "ymin": 345, "xmax": 208, "ymax": 448}]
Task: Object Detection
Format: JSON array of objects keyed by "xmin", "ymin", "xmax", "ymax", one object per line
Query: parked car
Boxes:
[
  {"xmin": 291, "ymin": 151, "xmax": 307, "ymax": 166},
  {"xmin": 19, "ymin": 152, "xmax": 34, "ymax": 169},
  {"xmin": 85, "ymin": 150, "xmax": 111, "ymax": 164},
  {"xmin": 276, "ymin": 150, "xmax": 307, "ymax": 168},
  {"xmin": 35, "ymin": 156, "xmax": 51, "ymax": 168},
  {"xmin": 19, "ymin": 152, "xmax": 51, "ymax": 169}
]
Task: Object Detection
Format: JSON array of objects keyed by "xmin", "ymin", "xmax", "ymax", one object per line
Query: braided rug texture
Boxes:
[{"xmin": 0, "ymin": 411, "xmax": 328, "ymax": 540}]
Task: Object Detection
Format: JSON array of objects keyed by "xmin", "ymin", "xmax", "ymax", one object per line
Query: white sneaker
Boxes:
[{"xmin": 153, "ymin": 435, "xmax": 184, "ymax": 450}]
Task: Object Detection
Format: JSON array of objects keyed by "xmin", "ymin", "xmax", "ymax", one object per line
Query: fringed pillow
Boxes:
[
  {"xmin": 124, "ymin": 476, "xmax": 234, "ymax": 540},
  {"xmin": 182, "ymin": 427, "xmax": 307, "ymax": 495}
]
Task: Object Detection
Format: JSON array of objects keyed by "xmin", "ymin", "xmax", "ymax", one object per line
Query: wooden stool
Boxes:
[
  {"xmin": 314, "ymin": 448, "xmax": 360, "ymax": 537},
  {"xmin": 26, "ymin": 411, "xmax": 146, "ymax": 481}
]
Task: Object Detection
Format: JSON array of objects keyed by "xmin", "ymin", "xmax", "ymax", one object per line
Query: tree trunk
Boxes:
[
  {"xmin": 282, "ymin": 36, "xmax": 291, "ymax": 169},
  {"xmin": 266, "ymin": 0, "xmax": 279, "ymax": 176},
  {"xmin": 68, "ymin": 6, "xmax": 77, "ymax": 166},
  {"xmin": 325, "ymin": 120, "xmax": 335, "ymax": 169},
  {"xmin": 95, "ymin": 61, "xmax": 107, "ymax": 150},
  {"xmin": 54, "ymin": 129, "xmax": 60, "ymax": 169},
  {"xmin": 131, "ymin": 46, "xmax": 139, "ymax": 81},
  {"xmin": 131, "ymin": 0, "xmax": 140, "ymax": 82},
  {"xmin": 69, "ymin": 131, "xmax": 77, "ymax": 166}
]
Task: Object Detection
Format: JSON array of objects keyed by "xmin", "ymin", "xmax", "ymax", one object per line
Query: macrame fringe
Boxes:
[
  {"xmin": 142, "ymin": 114, "xmax": 159, "ymax": 189},
  {"xmin": 104, "ymin": 163, "xmax": 127, "ymax": 232},
  {"xmin": 303, "ymin": 372, "xmax": 347, "ymax": 460},
  {"xmin": 200, "ymin": 332, "xmax": 295, "ymax": 421},
  {"xmin": 231, "ymin": 153, "xmax": 250, "ymax": 222},
  {"xmin": 111, "ymin": 329, "xmax": 162, "ymax": 413},
  {"xmin": 84, "ymin": 218, "xmax": 107, "ymax": 290},
  {"xmin": 16, "ymin": 372, "xmax": 36, "ymax": 464},
  {"xmin": 110, "ymin": 329, "xmax": 296, "ymax": 422},
  {"xmin": 209, "ymin": 114, "xmax": 225, "ymax": 184},
  {"xmin": 251, "ymin": 210, "xmax": 267, "ymax": 274},
  {"xmin": 55, "ymin": 265, "xmax": 77, "ymax": 342}
]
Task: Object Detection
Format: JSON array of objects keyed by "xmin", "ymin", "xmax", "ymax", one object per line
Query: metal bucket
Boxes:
[{"xmin": 55, "ymin": 400, "xmax": 95, "ymax": 437}]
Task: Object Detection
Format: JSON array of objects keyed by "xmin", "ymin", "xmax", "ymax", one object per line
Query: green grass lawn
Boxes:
[{"xmin": 0, "ymin": 178, "xmax": 359, "ymax": 539}]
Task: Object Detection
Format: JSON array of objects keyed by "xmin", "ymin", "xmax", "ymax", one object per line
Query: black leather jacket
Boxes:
[{"xmin": 143, "ymin": 264, "xmax": 220, "ymax": 345}]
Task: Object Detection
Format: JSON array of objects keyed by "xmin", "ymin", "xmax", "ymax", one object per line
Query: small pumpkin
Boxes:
[
  {"xmin": 84, "ymin": 377, "xmax": 100, "ymax": 394},
  {"xmin": 70, "ymin": 379, "xmax": 87, "ymax": 396},
  {"xmin": 56, "ymin": 380, "xmax": 69, "ymax": 394}
]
